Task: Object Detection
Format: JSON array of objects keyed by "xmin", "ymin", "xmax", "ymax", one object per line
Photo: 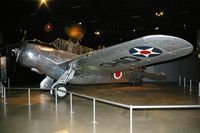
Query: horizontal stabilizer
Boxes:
[{"xmin": 143, "ymin": 72, "xmax": 166, "ymax": 80}]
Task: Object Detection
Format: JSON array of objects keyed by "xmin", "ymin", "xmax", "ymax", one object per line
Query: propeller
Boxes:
[
  {"xmin": 0, "ymin": 29, "xmax": 27, "ymax": 84},
  {"xmin": 0, "ymin": 30, "xmax": 26, "ymax": 55},
  {"xmin": 10, "ymin": 30, "xmax": 28, "ymax": 79}
]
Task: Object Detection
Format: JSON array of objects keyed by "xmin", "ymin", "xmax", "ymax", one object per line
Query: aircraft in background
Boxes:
[{"xmin": 11, "ymin": 35, "xmax": 193, "ymax": 98}]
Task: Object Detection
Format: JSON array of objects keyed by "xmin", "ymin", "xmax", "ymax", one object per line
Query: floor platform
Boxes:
[{"xmin": 1, "ymin": 82, "xmax": 200, "ymax": 133}]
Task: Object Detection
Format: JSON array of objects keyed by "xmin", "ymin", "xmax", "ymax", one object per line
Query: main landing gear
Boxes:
[
  {"xmin": 52, "ymin": 83, "xmax": 68, "ymax": 99},
  {"xmin": 51, "ymin": 63, "xmax": 76, "ymax": 99}
]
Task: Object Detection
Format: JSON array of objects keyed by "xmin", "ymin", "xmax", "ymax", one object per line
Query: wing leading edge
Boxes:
[{"xmin": 67, "ymin": 35, "xmax": 193, "ymax": 74}]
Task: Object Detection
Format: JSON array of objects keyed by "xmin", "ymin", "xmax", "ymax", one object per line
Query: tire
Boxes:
[
  {"xmin": 53, "ymin": 84, "xmax": 68, "ymax": 99},
  {"xmin": 131, "ymin": 79, "xmax": 143, "ymax": 86}
]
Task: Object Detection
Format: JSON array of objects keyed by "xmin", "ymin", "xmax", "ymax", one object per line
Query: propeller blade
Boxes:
[{"xmin": 11, "ymin": 48, "xmax": 21, "ymax": 61}]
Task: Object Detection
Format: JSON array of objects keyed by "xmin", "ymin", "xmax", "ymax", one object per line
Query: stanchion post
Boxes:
[
  {"xmin": 69, "ymin": 93, "xmax": 74, "ymax": 114},
  {"xmin": 198, "ymin": 82, "xmax": 200, "ymax": 97},
  {"xmin": 1, "ymin": 89, "xmax": 3, "ymax": 98},
  {"xmin": 28, "ymin": 89, "xmax": 31, "ymax": 105},
  {"xmin": 130, "ymin": 105, "xmax": 133, "ymax": 133},
  {"xmin": 189, "ymin": 80, "xmax": 192, "ymax": 92},
  {"xmin": 179, "ymin": 76, "xmax": 181, "ymax": 85},
  {"xmin": 55, "ymin": 88, "xmax": 58, "ymax": 106},
  {"xmin": 184, "ymin": 77, "xmax": 186, "ymax": 88},
  {"xmin": 92, "ymin": 99, "xmax": 97, "ymax": 124},
  {"xmin": 1, "ymin": 84, "xmax": 4, "ymax": 98},
  {"xmin": 3, "ymin": 87, "xmax": 7, "ymax": 104},
  {"xmin": 8, "ymin": 78, "xmax": 10, "ymax": 88}
]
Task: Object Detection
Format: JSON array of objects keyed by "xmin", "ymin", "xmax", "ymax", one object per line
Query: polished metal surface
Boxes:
[
  {"xmin": 15, "ymin": 35, "xmax": 194, "ymax": 89},
  {"xmin": 1, "ymin": 83, "xmax": 200, "ymax": 133},
  {"xmin": 17, "ymin": 41, "xmax": 77, "ymax": 80}
]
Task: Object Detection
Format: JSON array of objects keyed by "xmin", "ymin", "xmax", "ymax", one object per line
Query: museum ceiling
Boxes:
[{"xmin": 0, "ymin": 0, "xmax": 199, "ymax": 49}]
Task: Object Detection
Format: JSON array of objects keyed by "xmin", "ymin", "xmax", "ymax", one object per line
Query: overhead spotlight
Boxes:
[
  {"xmin": 155, "ymin": 11, "xmax": 164, "ymax": 17},
  {"xmin": 183, "ymin": 25, "xmax": 187, "ymax": 29},
  {"xmin": 39, "ymin": 0, "xmax": 48, "ymax": 7},
  {"xmin": 77, "ymin": 22, "xmax": 82, "ymax": 25},
  {"xmin": 155, "ymin": 12, "xmax": 158, "ymax": 16},
  {"xmin": 44, "ymin": 23, "xmax": 53, "ymax": 32},
  {"xmin": 71, "ymin": 5, "xmax": 81, "ymax": 9},
  {"xmin": 67, "ymin": 25, "xmax": 83, "ymax": 39},
  {"xmin": 94, "ymin": 31, "xmax": 100, "ymax": 36},
  {"xmin": 40, "ymin": 0, "xmax": 47, "ymax": 5},
  {"xmin": 160, "ymin": 11, "xmax": 164, "ymax": 16},
  {"xmin": 155, "ymin": 27, "xmax": 159, "ymax": 30},
  {"xmin": 133, "ymin": 29, "xmax": 136, "ymax": 32}
]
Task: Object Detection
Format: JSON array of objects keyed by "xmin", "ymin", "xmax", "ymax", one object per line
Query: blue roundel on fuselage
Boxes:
[{"xmin": 129, "ymin": 46, "xmax": 162, "ymax": 58}]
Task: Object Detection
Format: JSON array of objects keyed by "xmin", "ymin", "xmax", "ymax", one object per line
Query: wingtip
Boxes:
[{"xmin": 142, "ymin": 34, "xmax": 194, "ymax": 58}]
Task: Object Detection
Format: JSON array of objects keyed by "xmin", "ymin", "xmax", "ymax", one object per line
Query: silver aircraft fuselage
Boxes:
[
  {"xmin": 16, "ymin": 35, "xmax": 193, "ymax": 86},
  {"xmin": 18, "ymin": 43, "xmax": 144, "ymax": 84}
]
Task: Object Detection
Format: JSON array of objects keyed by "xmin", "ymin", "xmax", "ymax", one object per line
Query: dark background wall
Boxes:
[{"xmin": 145, "ymin": 52, "xmax": 200, "ymax": 82}]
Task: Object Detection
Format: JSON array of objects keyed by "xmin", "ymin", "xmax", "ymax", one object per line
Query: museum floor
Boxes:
[{"xmin": 1, "ymin": 82, "xmax": 200, "ymax": 133}]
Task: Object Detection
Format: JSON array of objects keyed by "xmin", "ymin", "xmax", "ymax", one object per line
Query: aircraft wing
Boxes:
[{"xmin": 62, "ymin": 35, "xmax": 193, "ymax": 74}]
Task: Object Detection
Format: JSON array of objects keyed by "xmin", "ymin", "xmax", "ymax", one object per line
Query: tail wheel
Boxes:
[
  {"xmin": 131, "ymin": 79, "xmax": 143, "ymax": 86},
  {"xmin": 53, "ymin": 84, "xmax": 68, "ymax": 99}
]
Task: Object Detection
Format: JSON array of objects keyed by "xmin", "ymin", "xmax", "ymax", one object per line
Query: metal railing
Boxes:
[
  {"xmin": 2, "ymin": 86, "xmax": 200, "ymax": 133},
  {"xmin": 65, "ymin": 91, "xmax": 200, "ymax": 133},
  {"xmin": 179, "ymin": 75, "xmax": 200, "ymax": 96}
]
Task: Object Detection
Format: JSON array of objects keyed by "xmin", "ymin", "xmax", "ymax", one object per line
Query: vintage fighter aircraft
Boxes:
[{"xmin": 12, "ymin": 35, "xmax": 193, "ymax": 98}]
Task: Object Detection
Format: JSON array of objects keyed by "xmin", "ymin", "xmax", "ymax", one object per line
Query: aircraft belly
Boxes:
[
  {"xmin": 68, "ymin": 71, "xmax": 141, "ymax": 84},
  {"xmin": 68, "ymin": 73, "xmax": 129, "ymax": 84}
]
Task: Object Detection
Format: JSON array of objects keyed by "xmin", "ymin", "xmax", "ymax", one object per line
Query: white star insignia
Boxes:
[{"xmin": 133, "ymin": 47, "xmax": 161, "ymax": 57}]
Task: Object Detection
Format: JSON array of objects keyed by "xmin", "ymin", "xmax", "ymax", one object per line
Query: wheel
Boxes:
[
  {"xmin": 53, "ymin": 84, "xmax": 68, "ymax": 99},
  {"xmin": 131, "ymin": 79, "xmax": 143, "ymax": 86}
]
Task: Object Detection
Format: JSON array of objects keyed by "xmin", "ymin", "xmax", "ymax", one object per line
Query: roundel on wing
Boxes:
[
  {"xmin": 129, "ymin": 46, "xmax": 162, "ymax": 58},
  {"xmin": 113, "ymin": 71, "xmax": 122, "ymax": 80}
]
